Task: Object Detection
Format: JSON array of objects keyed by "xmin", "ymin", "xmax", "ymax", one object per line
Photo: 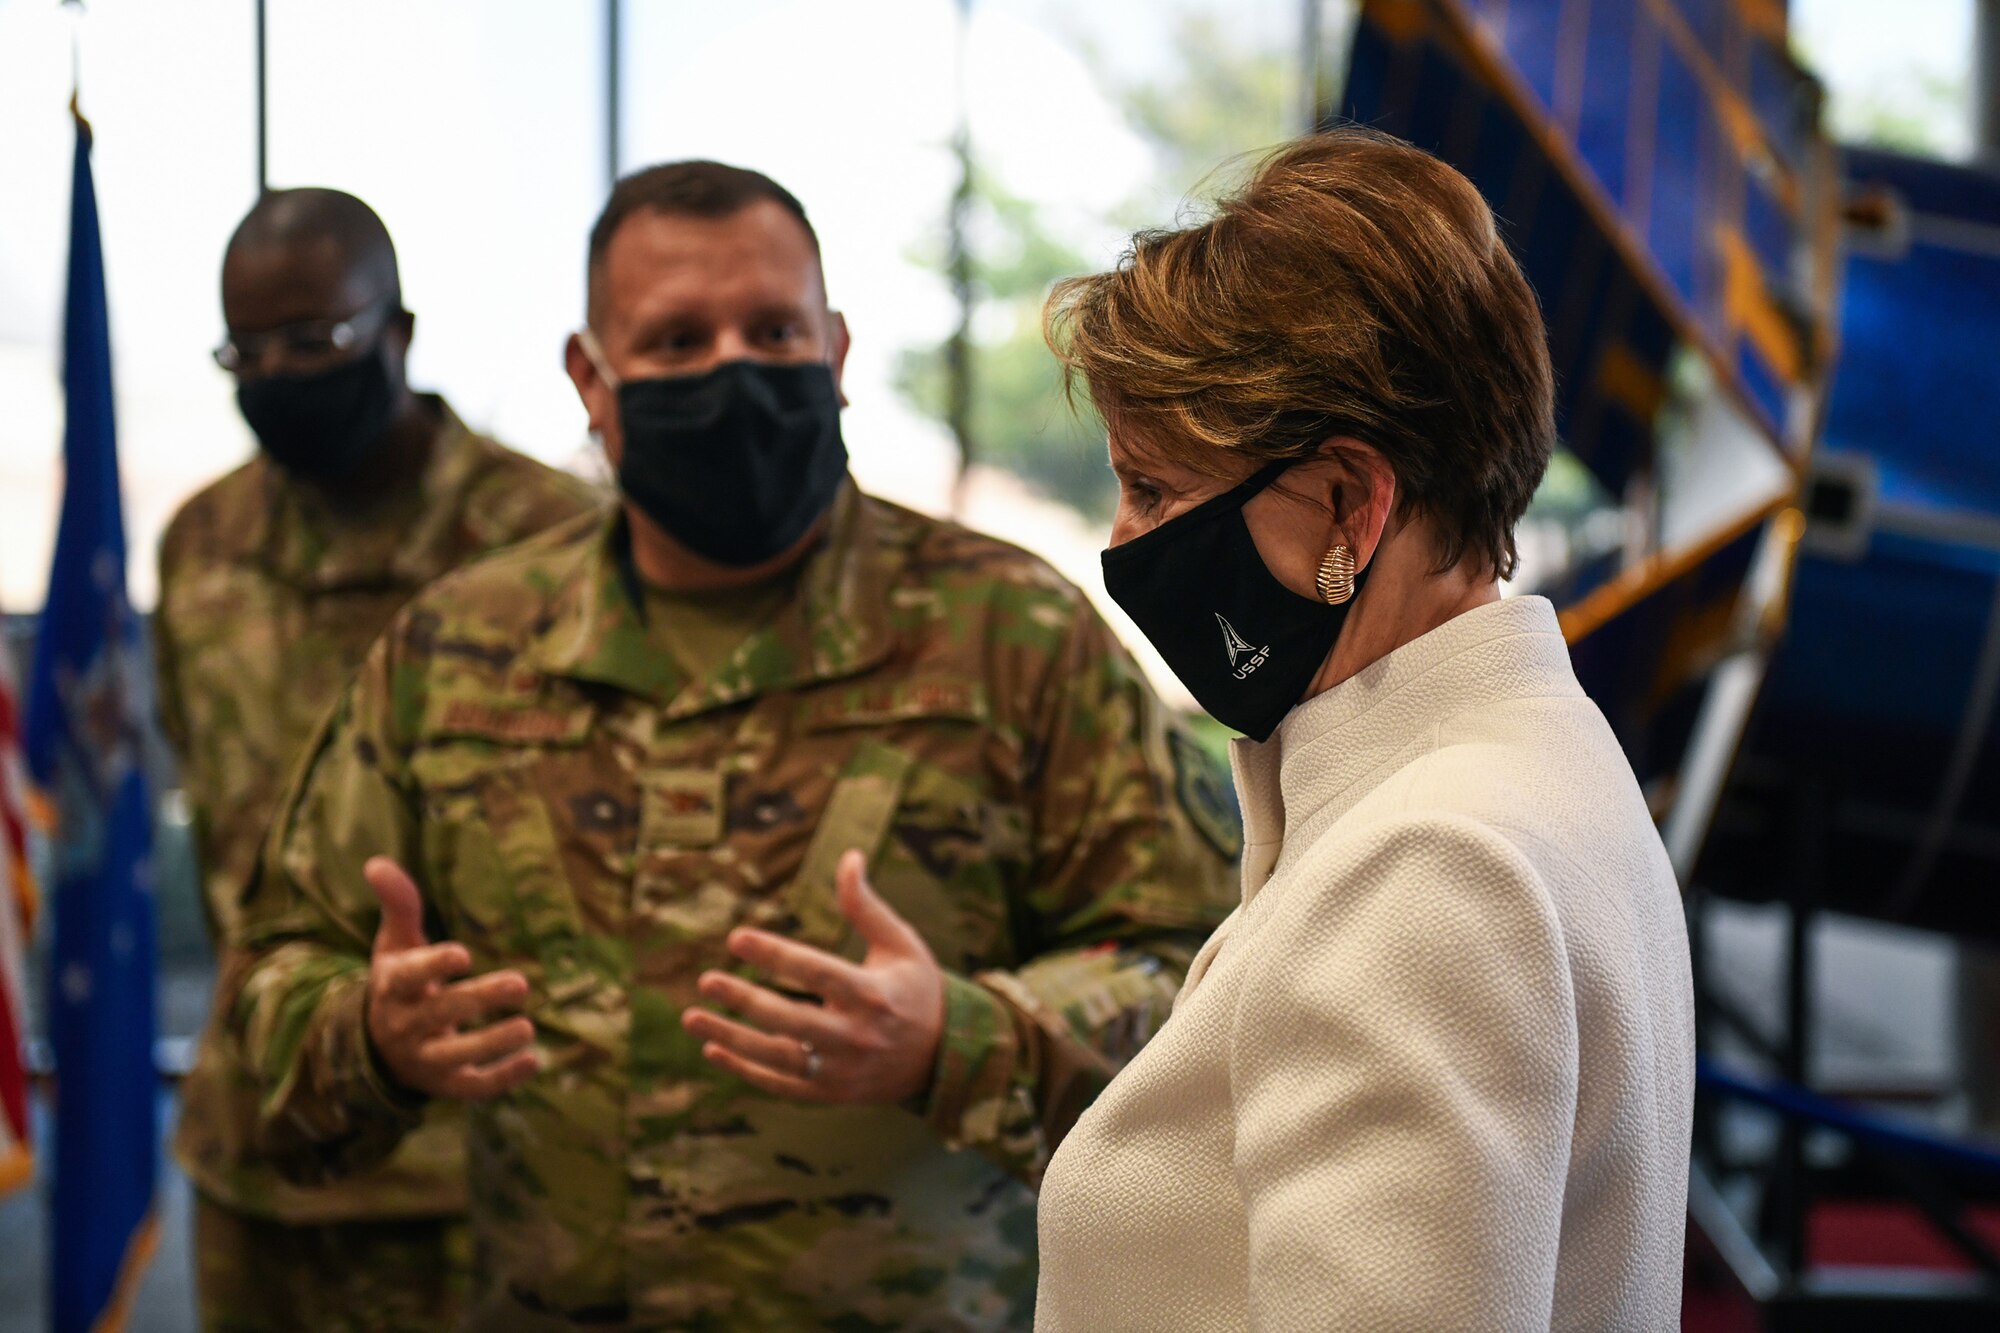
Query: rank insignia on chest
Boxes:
[{"xmin": 642, "ymin": 767, "xmax": 727, "ymax": 848}]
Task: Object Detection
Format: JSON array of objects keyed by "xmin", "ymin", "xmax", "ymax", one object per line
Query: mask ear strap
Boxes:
[
  {"xmin": 577, "ymin": 328, "xmax": 621, "ymax": 390},
  {"xmin": 1237, "ymin": 457, "xmax": 1300, "ymax": 500},
  {"xmin": 1105, "ymin": 454, "xmax": 1311, "ymax": 566}
]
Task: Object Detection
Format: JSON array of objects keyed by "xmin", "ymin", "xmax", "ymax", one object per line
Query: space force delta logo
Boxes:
[{"xmin": 1217, "ymin": 614, "xmax": 1271, "ymax": 680}]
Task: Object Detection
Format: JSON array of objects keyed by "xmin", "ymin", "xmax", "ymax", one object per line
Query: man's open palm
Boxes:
[
  {"xmin": 682, "ymin": 849, "xmax": 947, "ymax": 1103},
  {"xmin": 363, "ymin": 856, "xmax": 540, "ymax": 1101}
]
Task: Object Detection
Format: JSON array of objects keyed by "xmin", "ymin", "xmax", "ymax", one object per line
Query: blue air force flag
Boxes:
[{"xmin": 22, "ymin": 108, "xmax": 161, "ymax": 1333}]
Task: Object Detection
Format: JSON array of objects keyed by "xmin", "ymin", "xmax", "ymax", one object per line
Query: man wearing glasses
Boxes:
[{"xmin": 154, "ymin": 187, "xmax": 601, "ymax": 1332}]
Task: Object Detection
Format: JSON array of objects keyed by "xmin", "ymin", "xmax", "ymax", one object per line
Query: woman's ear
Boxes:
[{"xmin": 1319, "ymin": 437, "xmax": 1398, "ymax": 569}]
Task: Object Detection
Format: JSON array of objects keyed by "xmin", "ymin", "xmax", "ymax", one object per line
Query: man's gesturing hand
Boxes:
[
  {"xmin": 363, "ymin": 856, "xmax": 540, "ymax": 1101},
  {"xmin": 682, "ymin": 849, "xmax": 946, "ymax": 1104}
]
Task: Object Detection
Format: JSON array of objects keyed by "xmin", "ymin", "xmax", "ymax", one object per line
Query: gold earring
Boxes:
[{"xmin": 1316, "ymin": 544, "xmax": 1356, "ymax": 605}]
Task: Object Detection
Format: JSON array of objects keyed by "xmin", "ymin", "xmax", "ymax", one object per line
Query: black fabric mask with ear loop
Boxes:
[
  {"xmin": 601, "ymin": 354, "xmax": 849, "ymax": 568},
  {"xmin": 1101, "ymin": 460, "xmax": 1369, "ymax": 743},
  {"xmin": 236, "ymin": 340, "xmax": 401, "ymax": 484}
]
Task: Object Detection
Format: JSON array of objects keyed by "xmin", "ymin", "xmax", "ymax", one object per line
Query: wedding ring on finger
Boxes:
[{"xmin": 798, "ymin": 1039, "xmax": 823, "ymax": 1080}]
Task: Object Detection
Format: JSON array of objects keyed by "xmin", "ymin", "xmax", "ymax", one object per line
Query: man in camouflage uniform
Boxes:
[
  {"xmin": 156, "ymin": 187, "xmax": 601, "ymax": 1332},
  {"xmin": 223, "ymin": 162, "xmax": 1240, "ymax": 1330}
]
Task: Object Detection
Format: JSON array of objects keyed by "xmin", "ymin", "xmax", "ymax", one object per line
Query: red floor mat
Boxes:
[{"xmin": 1681, "ymin": 1204, "xmax": 2000, "ymax": 1329}]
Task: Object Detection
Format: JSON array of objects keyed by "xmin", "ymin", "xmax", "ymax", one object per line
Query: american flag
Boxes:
[
  {"xmin": 25, "ymin": 105, "xmax": 162, "ymax": 1330},
  {"xmin": 0, "ymin": 616, "xmax": 35, "ymax": 1198}
]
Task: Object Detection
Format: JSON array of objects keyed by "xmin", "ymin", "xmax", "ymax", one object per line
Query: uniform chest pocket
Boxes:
[
  {"xmin": 783, "ymin": 685, "xmax": 1028, "ymax": 973},
  {"xmin": 879, "ymin": 757, "xmax": 1027, "ymax": 970},
  {"xmin": 408, "ymin": 730, "xmax": 601, "ymax": 1007}
]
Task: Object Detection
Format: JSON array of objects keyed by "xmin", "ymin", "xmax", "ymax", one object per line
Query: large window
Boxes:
[
  {"xmin": 0, "ymin": 0, "xmax": 259, "ymax": 613},
  {"xmin": 1793, "ymin": 0, "xmax": 1978, "ymax": 160},
  {"xmin": 869, "ymin": 0, "xmax": 1312, "ymax": 706},
  {"xmin": 0, "ymin": 4, "xmax": 614, "ymax": 623},
  {"xmin": 265, "ymin": 0, "xmax": 610, "ymax": 470},
  {"xmin": 623, "ymin": 0, "xmax": 965, "ymax": 515}
]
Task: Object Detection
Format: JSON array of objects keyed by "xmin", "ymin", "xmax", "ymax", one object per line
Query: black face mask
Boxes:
[
  {"xmin": 1101, "ymin": 460, "xmax": 1369, "ymax": 743},
  {"xmin": 236, "ymin": 341, "xmax": 400, "ymax": 484},
  {"xmin": 613, "ymin": 359, "xmax": 849, "ymax": 567}
]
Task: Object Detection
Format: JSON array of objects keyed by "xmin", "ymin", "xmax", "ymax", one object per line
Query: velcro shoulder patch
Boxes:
[
  {"xmin": 1170, "ymin": 729, "xmax": 1243, "ymax": 862},
  {"xmin": 802, "ymin": 676, "xmax": 989, "ymax": 731}
]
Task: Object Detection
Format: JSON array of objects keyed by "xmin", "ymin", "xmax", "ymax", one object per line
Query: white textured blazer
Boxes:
[{"xmin": 1035, "ymin": 596, "xmax": 1694, "ymax": 1332}]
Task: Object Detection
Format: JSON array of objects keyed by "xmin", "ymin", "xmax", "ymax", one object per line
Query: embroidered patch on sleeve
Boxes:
[{"xmin": 1169, "ymin": 728, "xmax": 1243, "ymax": 862}]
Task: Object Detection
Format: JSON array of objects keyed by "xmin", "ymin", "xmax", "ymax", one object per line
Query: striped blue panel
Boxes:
[
  {"xmin": 1649, "ymin": 30, "xmax": 1706, "ymax": 310},
  {"xmin": 1343, "ymin": 11, "xmax": 1665, "ymax": 499},
  {"xmin": 1501, "ymin": 0, "xmax": 1564, "ymax": 111},
  {"xmin": 1575, "ymin": 0, "xmax": 1637, "ymax": 209}
]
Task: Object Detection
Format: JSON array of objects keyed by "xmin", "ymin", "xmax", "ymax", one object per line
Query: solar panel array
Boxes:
[
  {"xmin": 1338, "ymin": 0, "xmax": 1838, "ymax": 777},
  {"xmin": 1340, "ymin": 0, "xmax": 1836, "ymax": 501}
]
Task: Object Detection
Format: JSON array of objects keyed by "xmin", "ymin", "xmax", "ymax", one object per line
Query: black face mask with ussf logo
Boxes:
[{"xmin": 1100, "ymin": 459, "xmax": 1369, "ymax": 743}]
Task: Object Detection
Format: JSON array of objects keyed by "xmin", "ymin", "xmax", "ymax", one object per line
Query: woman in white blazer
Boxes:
[{"xmin": 1033, "ymin": 128, "xmax": 1695, "ymax": 1332}]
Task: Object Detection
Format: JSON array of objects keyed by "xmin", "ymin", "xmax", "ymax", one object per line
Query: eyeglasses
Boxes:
[{"xmin": 213, "ymin": 297, "xmax": 396, "ymax": 374}]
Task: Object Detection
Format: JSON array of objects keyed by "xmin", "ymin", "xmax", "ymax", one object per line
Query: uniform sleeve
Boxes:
[
  {"xmin": 485, "ymin": 458, "xmax": 605, "ymax": 549},
  {"xmin": 533, "ymin": 470, "xmax": 606, "ymax": 532},
  {"xmin": 151, "ymin": 534, "xmax": 191, "ymax": 758},
  {"xmin": 920, "ymin": 601, "xmax": 1239, "ymax": 1184},
  {"xmin": 152, "ymin": 527, "xmax": 231, "ymax": 947},
  {"xmin": 217, "ymin": 628, "xmax": 431, "ymax": 1185},
  {"xmin": 1230, "ymin": 817, "xmax": 1578, "ymax": 1330}
]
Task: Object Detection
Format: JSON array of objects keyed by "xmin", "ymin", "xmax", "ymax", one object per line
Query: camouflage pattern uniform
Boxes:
[
  {"xmin": 155, "ymin": 397, "xmax": 602, "ymax": 1332},
  {"xmin": 224, "ymin": 482, "xmax": 1242, "ymax": 1331}
]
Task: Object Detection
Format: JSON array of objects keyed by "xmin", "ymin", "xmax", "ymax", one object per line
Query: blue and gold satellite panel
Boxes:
[
  {"xmin": 1702, "ymin": 150, "xmax": 2000, "ymax": 941},
  {"xmin": 1339, "ymin": 0, "xmax": 1838, "ymax": 784}
]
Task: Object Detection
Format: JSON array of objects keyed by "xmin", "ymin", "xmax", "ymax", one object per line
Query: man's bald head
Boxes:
[
  {"xmin": 219, "ymin": 188, "xmax": 417, "ymax": 406},
  {"xmin": 220, "ymin": 188, "xmax": 432, "ymax": 494},
  {"xmin": 225, "ymin": 188, "xmax": 401, "ymax": 306}
]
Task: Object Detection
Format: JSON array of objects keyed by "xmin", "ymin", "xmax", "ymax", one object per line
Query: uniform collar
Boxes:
[
  {"xmin": 246, "ymin": 394, "xmax": 498, "ymax": 591},
  {"xmin": 529, "ymin": 479, "xmax": 897, "ymax": 716}
]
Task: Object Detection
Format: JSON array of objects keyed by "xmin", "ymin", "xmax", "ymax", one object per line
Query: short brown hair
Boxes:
[
  {"xmin": 587, "ymin": 160, "xmax": 819, "ymax": 326},
  {"xmin": 1046, "ymin": 127, "xmax": 1555, "ymax": 578}
]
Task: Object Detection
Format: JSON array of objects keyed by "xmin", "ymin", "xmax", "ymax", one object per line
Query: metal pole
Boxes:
[
  {"xmin": 255, "ymin": 0, "xmax": 268, "ymax": 193},
  {"xmin": 945, "ymin": 0, "xmax": 975, "ymax": 511},
  {"xmin": 1300, "ymin": 0, "xmax": 1323, "ymax": 134},
  {"xmin": 1771, "ymin": 776, "xmax": 1825, "ymax": 1283},
  {"xmin": 605, "ymin": 0, "xmax": 622, "ymax": 189},
  {"xmin": 1978, "ymin": 0, "xmax": 2000, "ymax": 163}
]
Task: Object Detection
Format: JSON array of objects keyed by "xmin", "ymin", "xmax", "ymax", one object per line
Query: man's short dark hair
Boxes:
[{"xmin": 586, "ymin": 161, "xmax": 819, "ymax": 327}]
